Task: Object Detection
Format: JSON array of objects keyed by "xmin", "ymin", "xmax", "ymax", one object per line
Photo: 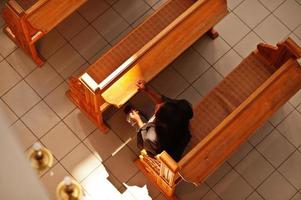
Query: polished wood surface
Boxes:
[
  {"xmin": 67, "ymin": 0, "xmax": 228, "ymax": 135},
  {"xmin": 2, "ymin": 0, "xmax": 86, "ymax": 65}
]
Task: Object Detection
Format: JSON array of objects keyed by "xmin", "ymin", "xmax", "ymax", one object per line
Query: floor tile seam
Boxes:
[
  {"xmin": 271, "ymin": 11, "xmax": 298, "ymax": 33},
  {"xmin": 233, "ymin": 146, "xmax": 275, "ymax": 186},
  {"xmin": 228, "ymin": 142, "xmax": 255, "ymax": 167},
  {"xmin": 254, "ymin": 131, "xmax": 297, "ymax": 168},
  {"xmin": 0, "ymin": 44, "xmax": 18, "ymax": 60},
  {"xmin": 275, "ymin": 150, "xmax": 301, "ymax": 192},
  {"xmin": 112, "ymin": 0, "xmax": 152, "ymax": 26},
  {"xmin": 227, "ymin": 0, "xmax": 248, "ymax": 11},
  {"xmin": 45, "ymin": 49, "xmax": 87, "ymax": 85},
  {"xmin": 76, "ymin": 4, "xmax": 112, "ymax": 27},
  {"xmin": 248, "ymin": 126, "xmax": 276, "ymax": 148},
  {"xmin": 258, "ymin": 0, "xmax": 286, "ymax": 13}
]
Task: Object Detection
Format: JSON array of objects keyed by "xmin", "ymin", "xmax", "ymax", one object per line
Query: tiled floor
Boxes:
[{"xmin": 1, "ymin": 0, "xmax": 301, "ymax": 199}]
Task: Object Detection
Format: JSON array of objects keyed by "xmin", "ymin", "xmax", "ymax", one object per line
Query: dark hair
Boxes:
[{"xmin": 155, "ymin": 100, "xmax": 192, "ymax": 161}]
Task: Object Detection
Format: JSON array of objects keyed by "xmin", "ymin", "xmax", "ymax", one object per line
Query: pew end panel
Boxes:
[{"xmin": 1, "ymin": 0, "xmax": 87, "ymax": 66}]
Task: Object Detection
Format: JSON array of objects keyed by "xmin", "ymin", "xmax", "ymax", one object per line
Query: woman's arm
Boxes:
[{"xmin": 136, "ymin": 80, "xmax": 163, "ymax": 104}]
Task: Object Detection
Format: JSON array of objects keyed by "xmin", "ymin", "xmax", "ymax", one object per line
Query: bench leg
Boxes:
[{"xmin": 207, "ymin": 28, "xmax": 219, "ymax": 39}]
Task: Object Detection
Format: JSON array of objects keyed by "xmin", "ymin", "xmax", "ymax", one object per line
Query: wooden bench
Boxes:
[
  {"xmin": 1, "ymin": 0, "xmax": 87, "ymax": 65},
  {"xmin": 135, "ymin": 38, "xmax": 301, "ymax": 199},
  {"xmin": 67, "ymin": 0, "xmax": 228, "ymax": 132}
]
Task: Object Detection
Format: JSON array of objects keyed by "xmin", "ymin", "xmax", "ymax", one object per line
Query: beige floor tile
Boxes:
[
  {"xmin": 2, "ymin": 80, "xmax": 41, "ymax": 117},
  {"xmin": 41, "ymin": 122, "xmax": 80, "ymax": 160},
  {"xmin": 215, "ymin": 13, "xmax": 250, "ymax": 46},
  {"xmin": 110, "ymin": 26, "xmax": 133, "ymax": 45},
  {"xmin": 127, "ymin": 172, "xmax": 160, "ymax": 198},
  {"xmin": 37, "ymin": 29, "xmax": 66, "ymax": 59},
  {"xmin": 269, "ymin": 102, "xmax": 294, "ymax": 126},
  {"xmin": 279, "ymin": 151, "xmax": 301, "ymax": 189},
  {"xmin": 234, "ymin": 31, "xmax": 263, "ymax": 58},
  {"xmin": 150, "ymin": 67, "xmax": 189, "ymax": 98},
  {"xmin": 259, "ymin": 0, "xmax": 286, "ymax": 11},
  {"xmin": 214, "ymin": 49, "xmax": 242, "ymax": 77},
  {"xmin": 0, "ymin": 53, "xmax": 3, "ymax": 61},
  {"xmin": 249, "ymin": 122, "xmax": 274, "ymax": 146},
  {"xmin": 64, "ymin": 108, "xmax": 96, "ymax": 140},
  {"xmin": 254, "ymin": 14, "xmax": 290, "ymax": 45},
  {"xmin": 201, "ymin": 190, "xmax": 221, "ymax": 200},
  {"xmin": 113, "ymin": 0, "xmax": 150, "ymax": 24},
  {"xmin": 235, "ymin": 149, "xmax": 274, "ymax": 188},
  {"xmin": 193, "ymin": 36, "xmax": 231, "ymax": 65},
  {"xmin": 205, "ymin": 162, "xmax": 232, "ymax": 187},
  {"xmin": 132, "ymin": 9, "xmax": 154, "ymax": 28},
  {"xmin": 227, "ymin": 141, "xmax": 253, "ymax": 167},
  {"xmin": 105, "ymin": 0, "xmax": 118, "ymax": 5},
  {"xmin": 40, "ymin": 163, "xmax": 71, "ymax": 200},
  {"xmin": 193, "ymin": 68, "xmax": 223, "ymax": 96},
  {"xmin": 22, "ymin": 101, "xmax": 60, "ymax": 138},
  {"xmin": 289, "ymin": 89, "xmax": 301, "ymax": 107},
  {"xmin": 48, "ymin": 44, "xmax": 86, "ymax": 79},
  {"xmin": 257, "ymin": 171, "xmax": 296, "ymax": 200},
  {"xmin": 227, "ymin": 0, "xmax": 245, "ymax": 10},
  {"xmin": 152, "ymin": 0, "xmax": 169, "ymax": 10},
  {"xmin": 0, "ymin": 99, "xmax": 17, "ymax": 126},
  {"xmin": 0, "ymin": 29, "xmax": 17, "ymax": 57},
  {"xmin": 177, "ymin": 86, "xmax": 202, "ymax": 106},
  {"xmin": 144, "ymin": 0, "xmax": 160, "ymax": 6},
  {"xmin": 70, "ymin": 26, "xmax": 108, "ymax": 60},
  {"xmin": 175, "ymin": 181, "xmax": 209, "ymax": 200},
  {"xmin": 234, "ymin": 0, "xmax": 269, "ymax": 28},
  {"xmin": 25, "ymin": 63, "xmax": 63, "ymax": 97},
  {"xmin": 172, "ymin": 47, "xmax": 210, "ymax": 83},
  {"xmin": 10, "ymin": 120, "xmax": 37, "ymax": 151},
  {"xmin": 0, "ymin": 60, "xmax": 21, "ymax": 96},
  {"xmin": 6, "ymin": 48, "xmax": 37, "ymax": 77},
  {"xmin": 294, "ymin": 25, "xmax": 301, "ymax": 39},
  {"xmin": 88, "ymin": 44, "xmax": 111, "ymax": 64},
  {"xmin": 84, "ymin": 129, "xmax": 123, "ymax": 162},
  {"xmin": 274, "ymin": 0, "xmax": 301, "ymax": 30},
  {"xmin": 61, "ymin": 143, "xmax": 101, "ymax": 182},
  {"xmin": 291, "ymin": 192, "xmax": 301, "ymax": 200},
  {"xmin": 44, "ymin": 82, "xmax": 76, "ymax": 119},
  {"xmin": 56, "ymin": 12, "xmax": 88, "ymax": 40},
  {"xmin": 104, "ymin": 146, "xmax": 138, "ymax": 183},
  {"xmin": 257, "ymin": 129, "xmax": 295, "ymax": 167},
  {"xmin": 246, "ymin": 192, "xmax": 264, "ymax": 200},
  {"xmin": 290, "ymin": 33, "xmax": 301, "ymax": 46},
  {"xmin": 92, "ymin": 8, "xmax": 129, "ymax": 42},
  {"xmin": 277, "ymin": 110, "xmax": 301, "ymax": 147},
  {"xmin": 213, "ymin": 170, "xmax": 253, "ymax": 200},
  {"xmin": 78, "ymin": 0, "xmax": 110, "ymax": 22}
]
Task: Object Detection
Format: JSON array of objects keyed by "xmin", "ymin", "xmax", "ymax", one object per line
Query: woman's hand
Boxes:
[
  {"xmin": 129, "ymin": 110, "xmax": 144, "ymax": 128},
  {"xmin": 129, "ymin": 110, "xmax": 141, "ymax": 122},
  {"xmin": 136, "ymin": 80, "xmax": 146, "ymax": 90}
]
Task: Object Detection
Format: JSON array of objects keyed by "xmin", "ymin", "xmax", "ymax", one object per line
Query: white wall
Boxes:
[{"xmin": 0, "ymin": 112, "xmax": 49, "ymax": 200}]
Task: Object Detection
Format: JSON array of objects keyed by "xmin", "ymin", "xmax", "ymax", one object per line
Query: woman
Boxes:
[{"xmin": 129, "ymin": 80, "xmax": 193, "ymax": 161}]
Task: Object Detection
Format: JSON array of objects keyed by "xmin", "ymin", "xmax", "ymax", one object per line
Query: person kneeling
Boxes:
[{"xmin": 129, "ymin": 80, "xmax": 193, "ymax": 162}]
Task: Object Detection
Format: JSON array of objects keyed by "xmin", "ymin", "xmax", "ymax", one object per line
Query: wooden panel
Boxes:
[
  {"xmin": 101, "ymin": 0, "xmax": 227, "ymax": 106},
  {"xmin": 178, "ymin": 59, "xmax": 301, "ymax": 183},
  {"xmin": 13, "ymin": 0, "xmax": 41, "ymax": 11},
  {"xmin": 27, "ymin": 0, "xmax": 86, "ymax": 32}
]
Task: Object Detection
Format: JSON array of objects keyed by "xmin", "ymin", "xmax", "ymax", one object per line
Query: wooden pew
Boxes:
[
  {"xmin": 135, "ymin": 38, "xmax": 301, "ymax": 199},
  {"xmin": 67, "ymin": 0, "xmax": 228, "ymax": 132},
  {"xmin": 1, "ymin": 0, "xmax": 87, "ymax": 65}
]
